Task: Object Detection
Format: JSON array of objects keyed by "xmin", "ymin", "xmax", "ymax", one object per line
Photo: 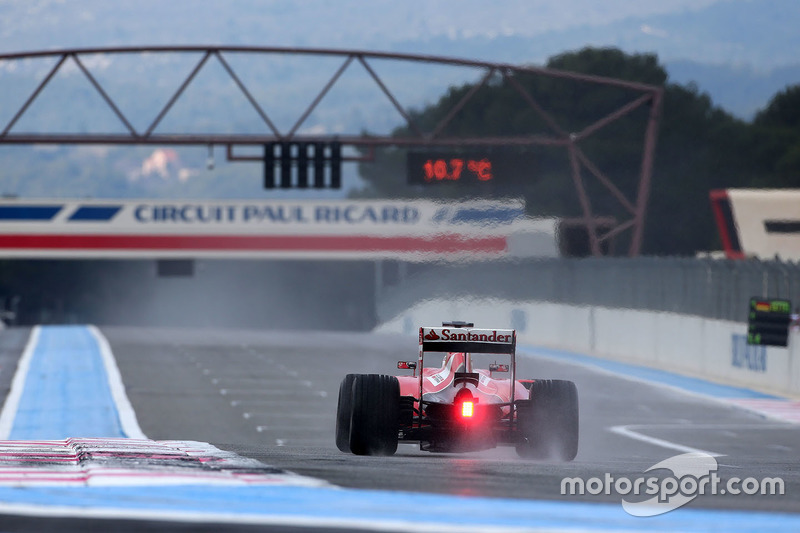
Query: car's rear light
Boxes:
[{"xmin": 461, "ymin": 401, "xmax": 474, "ymax": 418}]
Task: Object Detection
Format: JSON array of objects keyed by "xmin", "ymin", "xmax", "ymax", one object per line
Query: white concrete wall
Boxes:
[{"xmin": 375, "ymin": 298, "xmax": 800, "ymax": 398}]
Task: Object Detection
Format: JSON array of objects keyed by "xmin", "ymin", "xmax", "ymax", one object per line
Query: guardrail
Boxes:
[{"xmin": 376, "ymin": 257, "xmax": 800, "ymax": 325}]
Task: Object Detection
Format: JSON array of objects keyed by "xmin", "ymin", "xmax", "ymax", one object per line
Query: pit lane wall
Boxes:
[{"xmin": 374, "ymin": 298, "xmax": 800, "ymax": 398}]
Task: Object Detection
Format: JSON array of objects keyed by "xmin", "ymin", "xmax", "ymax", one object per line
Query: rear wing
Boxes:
[
  {"xmin": 419, "ymin": 327, "xmax": 516, "ymax": 354},
  {"xmin": 416, "ymin": 326, "xmax": 518, "ymax": 411}
]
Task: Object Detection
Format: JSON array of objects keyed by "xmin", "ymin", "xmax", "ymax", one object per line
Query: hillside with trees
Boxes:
[{"xmin": 354, "ymin": 47, "xmax": 799, "ymax": 256}]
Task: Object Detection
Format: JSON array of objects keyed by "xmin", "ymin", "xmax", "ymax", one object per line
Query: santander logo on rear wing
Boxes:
[{"xmin": 419, "ymin": 327, "xmax": 516, "ymax": 354}]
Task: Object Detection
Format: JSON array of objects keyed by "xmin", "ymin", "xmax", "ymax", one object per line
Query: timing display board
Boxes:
[
  {"xmin": 407, "ymin": 151, "xmax": 536, "ymax": 186},
  {"xmin": 747, "ymin": 297, "xmax": 792, "ymax": 347}
]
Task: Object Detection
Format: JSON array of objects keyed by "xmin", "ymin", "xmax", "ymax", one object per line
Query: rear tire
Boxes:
[
  {"xmin": 349, "ymin": 374, "xmax": 400, "ymax": 456},
  {"xmin": 516, "ymin": 379, "xmax": 579, "ymax": 461},
  {"xmin": 335, "ymin": 374, "xmax": 357, "ymax": 452}
]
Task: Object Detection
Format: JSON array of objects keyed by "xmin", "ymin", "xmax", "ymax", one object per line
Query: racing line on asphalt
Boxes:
[{"xmin": 0, "ymin": 326, "xmax": 800, "ymax": 532}]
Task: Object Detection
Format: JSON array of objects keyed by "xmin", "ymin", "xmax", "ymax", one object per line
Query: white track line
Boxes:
[
  {"xmin": 0, "ymin": 326, "xmax": 41, "ymax": 440},
  {"xmin": 88, "ymin": 325, "xmax": 147, "ymax": 440},
  {"xmin": 609, "ymin": 424, "xmax": 723, "ymax": 457}
]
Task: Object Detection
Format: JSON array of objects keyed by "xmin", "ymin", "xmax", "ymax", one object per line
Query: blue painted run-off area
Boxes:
[
  {"xmin": 1, "ymin": 485, "xmax": 800, "ymax": 533},
  {"xmin": 9, "ymin": 325, "xmax": 126, "ymax": 440},
  {"xmin": 521, "ymin": 344, "xmax": 781, "ymax": 400}
]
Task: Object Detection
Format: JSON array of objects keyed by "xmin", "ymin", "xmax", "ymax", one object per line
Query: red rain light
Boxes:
[{"xmin": 461, "ymin": 401, "xmax": 474, "ymax": 418}]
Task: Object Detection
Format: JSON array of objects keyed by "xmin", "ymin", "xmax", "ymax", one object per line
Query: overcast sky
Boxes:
[{"xmin": 0, "ymin": 0, "xmax": 731, "ymax": 52}]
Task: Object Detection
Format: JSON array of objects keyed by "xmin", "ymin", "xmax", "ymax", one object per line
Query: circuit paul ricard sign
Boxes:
[{"xmin": 0, "ymin": 199, "xmax": 558, "ymax": 260}]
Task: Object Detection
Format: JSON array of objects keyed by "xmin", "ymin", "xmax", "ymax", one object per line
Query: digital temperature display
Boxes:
[
  {"xmin": 407, "ymin": 151, "xmax": 535, "ymax": 186},
  {"xmin": 421, "ymin": 158, "xmax": 493, "ymax": 182}
]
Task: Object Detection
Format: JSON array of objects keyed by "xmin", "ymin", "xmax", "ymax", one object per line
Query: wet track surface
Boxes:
[
  {"xmin": 1, "ymin": 326, "xmax": 800, "ymax": 530},
  {"xmin": 94, "ymin": 328, "xmax": 800, "ymax": 508}
]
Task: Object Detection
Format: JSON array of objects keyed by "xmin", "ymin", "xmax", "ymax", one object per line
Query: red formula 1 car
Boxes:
[{"xmin": 336, "ymin": 321, "xmax": 579, "ymax": 459}]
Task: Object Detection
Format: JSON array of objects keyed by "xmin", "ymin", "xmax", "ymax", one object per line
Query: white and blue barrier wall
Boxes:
[{"xmin": 375, "ymin": 299, "xmax": 800, "ymax": 398}]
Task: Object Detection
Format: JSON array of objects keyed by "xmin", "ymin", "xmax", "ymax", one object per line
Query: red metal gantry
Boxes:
[{"xmin": 0, "ymin": 46, "xmax": 663, "ymax": 256}]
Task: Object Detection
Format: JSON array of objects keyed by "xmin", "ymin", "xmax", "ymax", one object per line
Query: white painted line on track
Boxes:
[
  {"xmin": 609, "ymin": 422, "xmax": 792, "ymax": 430},
  {"xmin": 242, "ymin": 412, "xmax": 328, "ymax": 419},
  {"xmin": 0, "ymin": 326, "xmax": 40, "ymax": 440},
  {"xmin": 213, "ymin": 376, "xmax": 286, "ymax": 383},
  {"xmin": 609, "ymin": 424, "xmax": 724, "ymax": 457},
  {"xmin": 231, "ymin": 399, "xmax": 301, "ymax": 406},
  {"xmin": 220, "ymin": 388, "xmax": 325, "ymax": 396},
  {"xmin": 254, "ymin": 425, "xmax": 325, "ymax": 432},
  {"xmin": 88, "ymin": 325, "xmax": 148, "ymax": 440}
]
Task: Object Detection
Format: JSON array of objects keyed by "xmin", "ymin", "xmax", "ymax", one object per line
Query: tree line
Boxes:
[{"xmin": 353, "ymin": 47, "xmax": 800, "ymax": 256}]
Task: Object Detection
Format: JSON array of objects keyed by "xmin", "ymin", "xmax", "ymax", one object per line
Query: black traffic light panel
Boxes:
[
  {"xmin": 264, "ymin": 142, "xmax": 342, "ymax": 189},
  {"xmin": 263, "ymin": 143, "xmax": 276, "ymax": 189},
  {"xmin": 330, "ymin": 141, "xmax": 341, "ymax": 189},
  {"xmin": 313, "ymin": 142, "xmax": 326, "ymax": 188}
]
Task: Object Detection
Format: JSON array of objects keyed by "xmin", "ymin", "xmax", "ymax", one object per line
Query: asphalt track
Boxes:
[{"xmin": 1, "ymin": 326, "xmax": 800, "ymax": 531}]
